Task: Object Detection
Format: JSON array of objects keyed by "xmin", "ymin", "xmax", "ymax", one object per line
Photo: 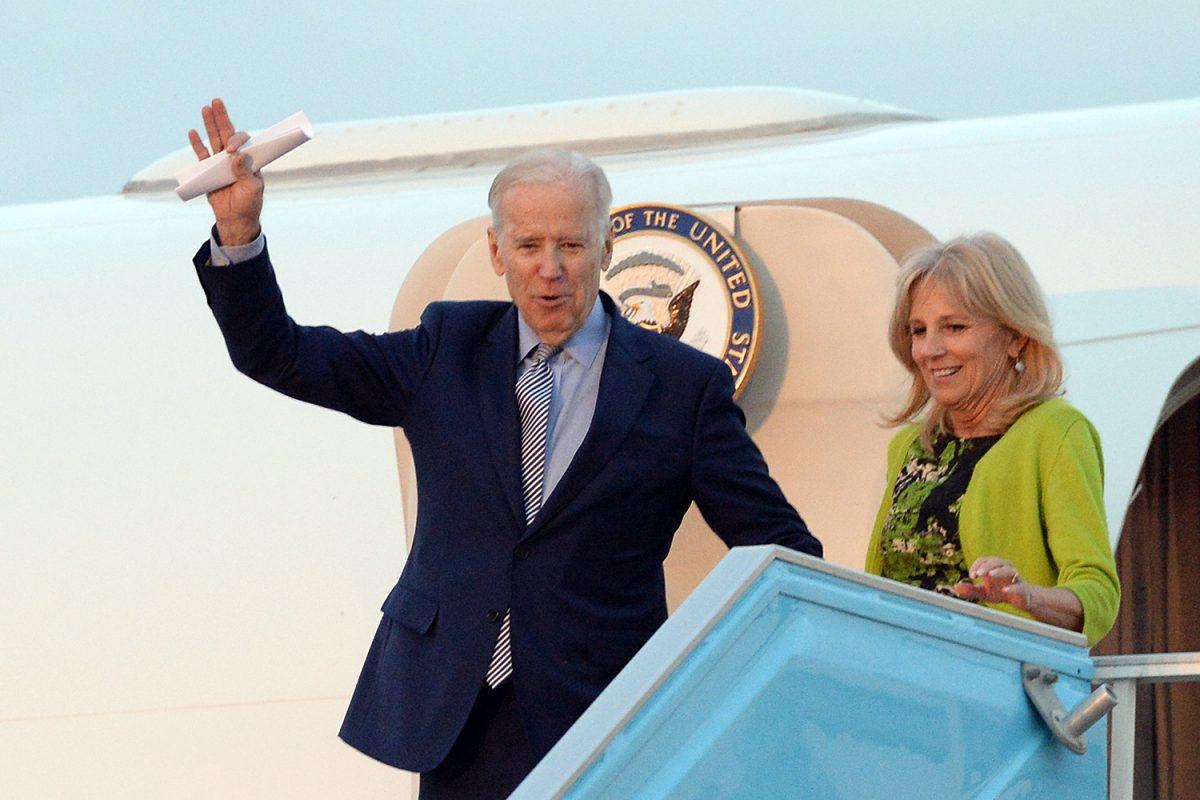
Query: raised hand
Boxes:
[{"xmin": 187, "ymin": 98, "xmax": 264, "ymax": 246}]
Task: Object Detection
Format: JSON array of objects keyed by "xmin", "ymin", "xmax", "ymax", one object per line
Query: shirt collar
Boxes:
[{"xmin": 516, "ymin": 296, "xmax": 609, "ymax": 369}]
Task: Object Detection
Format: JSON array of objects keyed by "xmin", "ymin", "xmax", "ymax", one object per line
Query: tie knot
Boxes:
[{"xmin": 531, "ymin": 343, "xmax": 561, "ymax": 365}]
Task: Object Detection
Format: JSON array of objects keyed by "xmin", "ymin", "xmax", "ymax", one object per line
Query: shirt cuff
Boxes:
[{"xmin": 208, "ymin": 228, "xmax": 266, "ymax": 266}]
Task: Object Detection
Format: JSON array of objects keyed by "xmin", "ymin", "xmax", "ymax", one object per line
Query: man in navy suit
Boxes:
[{"xmin": 189, "ymin": 99, "xmax": 820, "ymax": 799}]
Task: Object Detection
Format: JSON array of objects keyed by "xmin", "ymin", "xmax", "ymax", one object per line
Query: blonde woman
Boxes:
[{"xmin": 865, "ymin": 233, "xmax": 1119, "ymax": 646}]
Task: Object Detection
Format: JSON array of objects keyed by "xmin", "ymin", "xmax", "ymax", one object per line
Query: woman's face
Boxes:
[{"xmin": 908, "ymin": 278, "xmax": 1020, "ymax": 432}]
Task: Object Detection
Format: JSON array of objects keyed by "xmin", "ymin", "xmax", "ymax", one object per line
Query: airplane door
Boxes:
[
  {"xmin": 389, "ymin": 200, "xmax": 934, "ymax": 608},
  {"xmin": 1095, "ymin": 363, "xmax": 1200, "ymax": 798},
  {"xmin": 662, "ymin": 201, "xmax": 929, "ymax": 605}
]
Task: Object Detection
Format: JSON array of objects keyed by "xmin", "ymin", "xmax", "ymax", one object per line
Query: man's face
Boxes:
[{"xmin": 488, "ymin": 180, "xmax": 613, "ymax": 346}]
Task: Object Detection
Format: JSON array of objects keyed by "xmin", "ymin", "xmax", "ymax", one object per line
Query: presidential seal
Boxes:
[{"xmin": 606, "ymin": 203, "xmax": 762, "ymax": 395}]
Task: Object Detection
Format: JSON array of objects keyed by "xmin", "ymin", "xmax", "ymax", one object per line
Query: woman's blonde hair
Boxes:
[{"xmin": 887, "ymin": 232, "xmax": 1063, "ymax": 449}]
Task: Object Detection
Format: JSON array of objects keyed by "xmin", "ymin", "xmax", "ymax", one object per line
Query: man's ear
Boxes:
[
  {"xmin": 601, "ymin": 230, "xmax": 614, "ymax": 270},
  {"xmin": 488, "ymin": 227, "xmax": 504, "ymax": 277}
]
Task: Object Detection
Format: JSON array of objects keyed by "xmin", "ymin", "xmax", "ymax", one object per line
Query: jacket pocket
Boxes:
[
  {"xmin": 380, "ymin": 583, "xmax": 438, "ymax": 635},
  {"xmin": 587, "ymin": 626, "xmax": 656, "ymax": 672}
]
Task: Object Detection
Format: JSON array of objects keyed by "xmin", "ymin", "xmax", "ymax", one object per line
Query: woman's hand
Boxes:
[
  {"xmin": 186, "ymin": 97, "xmax": 264, "ymax": 246},
  {"xmin": 953, "ymin": 556, "xmax": 1084, "ymax": 633},
  {"xmin": 952, "ymin": 557, "xmax": 1034, "ymax": 609}
]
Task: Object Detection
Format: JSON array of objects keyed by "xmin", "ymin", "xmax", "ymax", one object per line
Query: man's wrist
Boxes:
[
  {"xmin": 209, "ymin": 225, "xmax": 265, "ymax": 267},
  {"xmin": 215, "ymin": 220, "xmax": 263, "ymax": 247}
]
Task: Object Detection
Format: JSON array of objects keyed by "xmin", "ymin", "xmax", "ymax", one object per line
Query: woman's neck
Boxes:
[
  {"xmin": 947, "ymin": 406, "xmax": 1006, "ymax": 439},
  {"xmin": 945, "ymin": 358, "xmax": 1015, "ymax": 439}
]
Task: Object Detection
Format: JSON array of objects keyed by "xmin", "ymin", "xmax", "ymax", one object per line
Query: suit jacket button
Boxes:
[
  {"xmin": 514, "ymin": 545, "xmax": 531, "ymax": 560},
  {"xmin": 487, "ymin": 609, "xmax": 502, "ymax": 623}
]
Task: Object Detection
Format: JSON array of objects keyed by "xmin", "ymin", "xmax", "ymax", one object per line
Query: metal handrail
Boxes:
[{"xmin": 1092, "ymin": 651, "xmax": 1200, "ymax": 800}]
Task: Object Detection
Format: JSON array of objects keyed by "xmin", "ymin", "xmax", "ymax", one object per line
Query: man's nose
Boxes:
[{"xmin": 536, "ymin": 247, "xmax": 564, "ymax": 278}]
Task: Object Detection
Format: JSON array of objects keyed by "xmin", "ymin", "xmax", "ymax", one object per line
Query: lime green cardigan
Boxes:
[{"xmin": 865, "ymin": 398, "xmax": 1120, "ymax": 647}]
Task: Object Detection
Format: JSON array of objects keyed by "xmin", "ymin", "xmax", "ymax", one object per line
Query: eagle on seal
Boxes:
[
  {"xmin": 653, "ymin": 279, "xmax": 700, "ymax": 339},
  {"xmin": 606, "ymin": 252, "xmax": 701, "ymax": 340}
]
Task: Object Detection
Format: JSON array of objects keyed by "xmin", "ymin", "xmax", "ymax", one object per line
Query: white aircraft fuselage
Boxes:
[{"xmin": 2, "ymin": 88, "xmax": 1197, "ymax": 797}]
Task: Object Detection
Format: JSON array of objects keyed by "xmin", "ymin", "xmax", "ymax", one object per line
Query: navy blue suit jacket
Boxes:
[{"xmin": 194, "ymin": 240, "xmax": 820, "ymax": 772}]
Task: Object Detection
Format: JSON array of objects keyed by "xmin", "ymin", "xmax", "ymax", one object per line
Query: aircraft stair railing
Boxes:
[
  {"xmin": 515, "ymin": 546, "xmax": 1117, "ymax": 799},
  {"xmin": 1094, "ymin": 651, "xmax": 1200, "ymax": 800}
]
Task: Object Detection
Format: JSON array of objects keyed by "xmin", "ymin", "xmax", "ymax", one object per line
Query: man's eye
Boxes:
[{"xmin": 562, "ymin": 242, "xmax": 583, "ymax": 251}]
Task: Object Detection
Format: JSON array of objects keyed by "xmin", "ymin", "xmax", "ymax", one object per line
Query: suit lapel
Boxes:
[
  {"xmin": 521, "ymin": 311, "xmax": 656, "ymax": 541},
  {"xmin": 475, "ymin": 307, "xmax": 526, "ymax": 530}
]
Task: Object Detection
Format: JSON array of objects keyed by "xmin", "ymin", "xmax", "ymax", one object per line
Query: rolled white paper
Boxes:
[{"xmin": 175, "ymin": 110, "xmax": 314, "ymax": 201}]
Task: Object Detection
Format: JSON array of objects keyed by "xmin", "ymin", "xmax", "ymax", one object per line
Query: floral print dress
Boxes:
[{"xmin": 878, "ymin": 434, "xmax": 1001, "ymax": 597}]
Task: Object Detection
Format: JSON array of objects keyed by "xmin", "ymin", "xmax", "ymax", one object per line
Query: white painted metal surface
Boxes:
[
  {"xmin": 124, "ymin": 87, "xmax": 925, "ymax": 194},
  {"xmin": 1093, "ymin": 653, "xmax": 1200, "ymax": 800},
  {"xmin": 2, "ymin": 88, "xmax": 1198, "ymax": 797}
]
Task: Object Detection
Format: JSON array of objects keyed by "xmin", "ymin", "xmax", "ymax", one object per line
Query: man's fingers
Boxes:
[
  {"xmin": 230, "ymin": 152, "xmax": 256, "ymax": 178},
  {"xmin": 201, "ymin": 104, "xmax": 224, "ymax": 153},
  {"xmin": 212, "ymin": 98, "xmax": 236, "ymax": 144},
  {"xmin": 225, "ymin": 131, "xmax": 249, "ymax": 154},
  {"xmin": 187, "ymin": 129, "xmax": 211, "ymax": 161}
]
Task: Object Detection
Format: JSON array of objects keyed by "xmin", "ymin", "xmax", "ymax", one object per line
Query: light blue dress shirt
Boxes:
[
  {"xmin": 208, "ymin": 231, "xmax": 265, "ymax": 265},
  {"xmin": 516, "ymin": 299, "xmax": 610, "ymax": 501}
]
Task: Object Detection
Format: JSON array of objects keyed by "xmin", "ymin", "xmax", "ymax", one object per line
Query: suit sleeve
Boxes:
[
  {"xmin": 1043, "ymin": 417, "xmax": 1121, "ymax": 646},
  {"xmin": 690, "ymin": 361, "xmax": 822, "ymax": 557},
  {"xmin": 193, "ymin": 239, "xmax": 437, "ymax": 427}
]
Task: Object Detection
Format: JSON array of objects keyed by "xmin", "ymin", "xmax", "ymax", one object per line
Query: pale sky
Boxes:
[{"xmin": 3, "ymin": 1, "xmax": 1196, "ymax": 206}]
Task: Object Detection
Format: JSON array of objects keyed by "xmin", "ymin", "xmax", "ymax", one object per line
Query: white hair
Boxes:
[{"xmin": 487, "ymin": 148, "xmax": 613, "ymax": 238}]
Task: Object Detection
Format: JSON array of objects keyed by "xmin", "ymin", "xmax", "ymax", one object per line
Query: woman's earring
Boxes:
[{"xmin": 1014, "ymin": 359, "xmax": 1026, "ymax": 374}]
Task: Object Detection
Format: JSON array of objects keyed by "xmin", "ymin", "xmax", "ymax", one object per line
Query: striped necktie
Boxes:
[{"xmin": 485, "ymin": 342, "xmax": 561, "ymax": 688}]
